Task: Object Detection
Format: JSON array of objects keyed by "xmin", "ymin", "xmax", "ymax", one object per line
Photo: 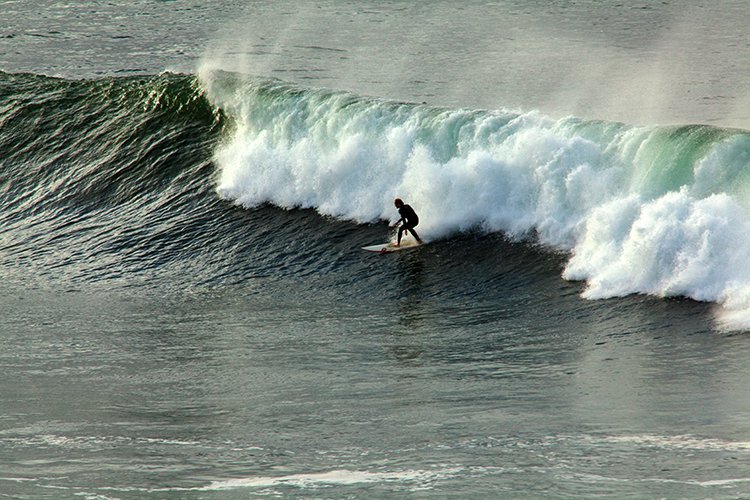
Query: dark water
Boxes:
[{"xmin": 3, "ymin": 1, "xmax": 750, "ymax": 498}]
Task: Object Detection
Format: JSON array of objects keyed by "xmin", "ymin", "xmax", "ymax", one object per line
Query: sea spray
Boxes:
[{"xmin": 202, "ymin": 70, "xmax": 750, "ymax": 329}]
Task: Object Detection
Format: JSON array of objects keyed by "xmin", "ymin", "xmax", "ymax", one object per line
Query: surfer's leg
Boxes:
[
  {"xmin": 403, "ymin": 223, "xmax": 421, "ymax": 243},
  {"xmin": 397, "ymin": 226, "xmax": 405, "ymax": 246}
]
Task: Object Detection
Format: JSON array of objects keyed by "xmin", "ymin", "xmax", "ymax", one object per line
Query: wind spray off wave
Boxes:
[{"xmin": 201, "ymin": 70, "xmax": 750, "ymax": 329}]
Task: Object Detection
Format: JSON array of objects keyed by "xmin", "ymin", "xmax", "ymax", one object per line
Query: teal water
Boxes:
[{"xmin": 2, "ymin": 1, "xmax": 750, "ymax": 498}]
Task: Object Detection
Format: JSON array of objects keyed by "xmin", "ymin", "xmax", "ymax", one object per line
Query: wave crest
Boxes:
[{"xmin": 203, "ymin": 70, "xmax": 750, "ymax": 329}]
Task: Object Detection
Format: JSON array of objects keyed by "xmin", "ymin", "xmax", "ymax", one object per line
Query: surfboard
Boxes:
[{"xmin": 362, "ymin": 240, "xmax": 422, "ymax": 254}]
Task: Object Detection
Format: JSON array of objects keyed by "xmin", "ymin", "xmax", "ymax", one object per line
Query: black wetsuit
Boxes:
[{"xmin": 397, "ymin": 204, "xmax": 421, "ymax": 244}]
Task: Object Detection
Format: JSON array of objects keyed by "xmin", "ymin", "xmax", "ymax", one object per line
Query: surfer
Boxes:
[{"xmin": 392, "ymin": 198, "xmax": 422, "ymax": 246}]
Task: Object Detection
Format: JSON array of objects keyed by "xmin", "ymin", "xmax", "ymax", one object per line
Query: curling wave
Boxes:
[{"xmin": 202, "ymin": 69, "xmax": 750, "ymax": 329}]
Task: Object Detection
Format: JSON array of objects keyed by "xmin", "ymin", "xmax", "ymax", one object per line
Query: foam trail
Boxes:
[
  {"xmin": 201, "ymin": 70, "xmax": 750, "ymax": 330},
  {"xmin": 204, "ymin": 468, "xmax": 459, "ymax": 490}
]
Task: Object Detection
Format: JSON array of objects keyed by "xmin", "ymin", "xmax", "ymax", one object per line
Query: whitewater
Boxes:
[{"xmin": 202, "ymin": 70, "xmax": 750, "ymax": 329}]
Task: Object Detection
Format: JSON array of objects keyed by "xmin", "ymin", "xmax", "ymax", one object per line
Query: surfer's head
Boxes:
[{"xmin": 394, "ymin": 198, "xmax": 403, "ymax": 208}]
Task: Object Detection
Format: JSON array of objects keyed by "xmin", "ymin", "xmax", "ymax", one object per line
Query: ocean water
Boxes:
[{"xmin": 2, "ymin": 1, "xmax": 750, "ymax": 498}]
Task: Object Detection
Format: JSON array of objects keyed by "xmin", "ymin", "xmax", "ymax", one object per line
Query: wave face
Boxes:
[
  {"xmin": 203, "ymin": 70, "xmax": 750, "ymax": 329},
  {"xmin": 0, "ymin": 71, "xmax": 226, "ymax": 287}
]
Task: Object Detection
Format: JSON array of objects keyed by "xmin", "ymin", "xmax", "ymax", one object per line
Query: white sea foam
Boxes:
[
  {"xmin": 202, "ymin": 71, "xmax": 750, "ymax": 330},
  {"xmin": 204, "ymin": 468, "xmax": 460, "ymax": 490},
  {"xmin": 599, "ymin": 433, "xmax": 750, "ymax": 452}
]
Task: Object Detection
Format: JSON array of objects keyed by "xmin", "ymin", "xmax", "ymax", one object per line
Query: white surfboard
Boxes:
[{"xmin": 362, "ymin": 240, "xmax": 422, "ymax": 254}]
